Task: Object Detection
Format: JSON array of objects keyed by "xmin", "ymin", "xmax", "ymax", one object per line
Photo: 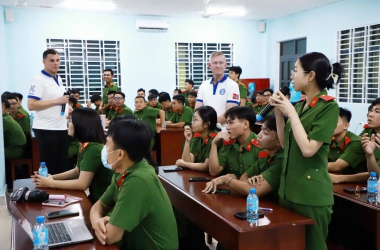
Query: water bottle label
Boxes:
[{"xmin": 33, "ymin": 227, "xmax": 49, "ymax": 245}]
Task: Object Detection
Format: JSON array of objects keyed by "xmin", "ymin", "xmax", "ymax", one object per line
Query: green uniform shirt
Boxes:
[
  {"xmin": 12, "ymin": 111, "xmax": 30, "ymax": 133},
  {"xmin": 246, "ymin": 148, "xmax": 284, "ymax": 192},
  {"xmin": 110, "ymin": 104, "xmax": 133, "ymax": 120},
  {"xmin": 3, "ymin": 113, "xmax": 26, "ymax": 159},
  {"xmin": 77, "ymin": 142, "xmax": 113, "ymax": 204},
  {"xmin": 75, "ymin": 103, "xmax": 83, "ymax": 109},
  {"xmin": 170, "ymin": 106, "xmax": 193, "ymax": 127},
  {"xmin": 105, "ymin": 106, "xmax": 115, "ymax": 120},
  {"xmin": 102, "ymin": 82, "xmax": 119, "ymax": 105},
  {"xmin": 279, "ymin": 90, "xmax": 338, "ymax": 206},
  {"xmin": 100, "ymin": 160, "xmax": 178, "ymax": 250},
  {"xmin": 253, "ymin": 102, "xmax": 267, "ymax": 115},
  {"xmin": 238, "ymin": 82, "xmax": 247, "ymax": 105},
  {"xmin": 134, "ymin": 107, "xmax": 160, "ymax": 134},
  {"xmin": 147, "ymin": 103, "xmax": 162, "ymax": 110},
  {"xmin": 182, "ymin": 90, "xmax": 193, "ymax": 107},
  {"xmin": 359, "ymin": 127, "xmax": 380, "ymax": 165},
  {"xmin": 245, "ymin": 101, "xmax": 253, "ymax": 109},
  {"xmin": 218, "ymin": 132, "xmax": 259, "ymax": 178},
  {"xmin": 188, "ymin": 103, "xmax": 195, "ymax": 112},
  {"xmin": 18, "ymin": 106, "xmax": 29, "ymax": 117},
  {"xmin": 328, "ymin": 131, "xmax": 367, "ymax": 175},
  {"xmin": 68, "ymin": 136, "xmax": 79, "ymax": 159},
  {"xmin": 189, "ymin": 130, "xmax": 221, "ymax": 163}
]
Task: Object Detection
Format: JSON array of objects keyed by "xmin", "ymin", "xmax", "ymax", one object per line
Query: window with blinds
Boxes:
[
  {"xmin": 46, "ymin": 39, "xmax": 121, "ymax": 104},
  {"xmin": 175, "ymin": 43, "xmax": 233, "ymax": 89},
  {"xmin": 337, "ymin": 24, "xmax": 380, "ymax": 103}
]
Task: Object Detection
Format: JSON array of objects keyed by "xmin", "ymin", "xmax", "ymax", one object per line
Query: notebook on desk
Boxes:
[{"xmin": 5, "ymin": 193, "xmax": 93, "ymax": 248}]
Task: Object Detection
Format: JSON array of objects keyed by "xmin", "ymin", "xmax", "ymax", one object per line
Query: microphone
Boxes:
[
  {"xmin": 61, "ymin": 92, "xmax": 70, "ymax": 116},
  {"xmin": 256, "ymin": 86, "xmax": 290, "ymax": 122}
]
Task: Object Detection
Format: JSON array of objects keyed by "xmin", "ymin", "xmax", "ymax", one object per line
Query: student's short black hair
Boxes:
[
  {"xmin": 107, "ymin": 90, "xmax": 116, "ymax": 96},
  {"xmin": 70, "ymin": 89, "xmax": 80, "ymax": 95},
  {"xmin": 149, "ymin": 89, "xmax": 159, "ymax": 96},
  {"xmin": 108, "ymin": 119, "xmax": 157, "ymax": 171},
  {"xmin": 188, "ymin": 91, "xmax": 197, "ymax": 97},
  {"xmin": 229, "ymin": 66, "xmax": 242, "ymax": 79},
  {"xmin": 12, "ymin": 92, "xmax": 23, "ymax": 101},
  {"xmin": 114, "ymin": 92, "xmax": 125, "ymax": 99},
  {"xmin": 262, "ymin": 114, "xmax": 287, "ymax": 133},
  {"xmin": 43, "ymin": 49, "xmax": 59, "ymax": 59},
  {"xmin": 173, "ymin": 94, "xmax": 185, "ymax": 105},
  {"xmin": 159, "ymin": 92, "xmax": 171, "ymax": 103},
  {"xmin": 5, "ymin": 94, "xmax": 17, "ymax": 101},
  {"xmin": 263, "ymin": 88, "xmax": 273, "ymax": 95},
  {"xmin": 135, "ymin": 96, "xmax": 145, "ymax": 101},
  {"xmin": 371, "ymin": 98, "xmax": 380, "ymax": 108},
  {"xmin": 1, "ymin": 91, "xmax": 11, "ymax": 98},
  {"xmin": 225, "ymin": 106, "xmax": 256, "ymax": 131},
  {"xmin": 69, "ymin": 96, "xmax": 77, "ymax": 107},
  {"xmin": 368, "ymin": 104, "xmax": 374, "ymax": 113},
  {"xmin": 195, "ymin": 106, "xmax": 220, "ymax": 132},
  {"xmin": 71, "ymin": 108, "xmax": 105, "ymax": 144},
  {"xmin": 90, "ymin": 94, "xmax": 102, "ymax": 103},
  {"xmin": 185, "ymin": 79, "xmax": 194, "ymax": 86},
  {"xmin": 109, "ymin": 115, "xmax": 137, "ymax": 130},
  {"xmin": 1, "ymin": 95, "xmax": 10, "ymax": 109},
  {"xmin": 137, "ymin": 88, "xmax": 145, "ymax": 93},
  {"xmin": 103, "ymin": 68, "xmax": 114, "ymax": 75},
  {"xmin": 174, "ymin": 88, "xmax": 182, "ymax": 94},
  {"xmin": 339, "ymin": 107, "xmax": 352, "ymax": 123},
  {"xmin": 148, "ymin": 94, "xmax": 157, "ymax": 101}
]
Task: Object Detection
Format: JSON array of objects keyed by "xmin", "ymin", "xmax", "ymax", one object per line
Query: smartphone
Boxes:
[
  {"xmin": 163, "ymin": 167, "xmax": 183, "ymax": 172},
  {"xmin": 46, "ymin": 208, "xmax": 79, "ymax": 219},
  {"xmin": 215, "ymin": 188, "xmax": 231, "ymax": 194},
  {"xmin": 234, "ymin": 211, "xmax": 264, "ymax": 220},
  {"xmin": 42, "ymin": 200, "xmax": 67, "ymax": 207},
  {"xmin": 189, "ymin": 177, "xmax": 211, "ymax": 182},
  {"xmin": 343, "ymin": 187, "xmax": 367, "ymax": 193}
]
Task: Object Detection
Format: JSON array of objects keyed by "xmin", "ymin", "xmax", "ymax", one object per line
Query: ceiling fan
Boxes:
[{"xmin": 201, "ymin": 0, "xmax": 231, "ymax": 18}]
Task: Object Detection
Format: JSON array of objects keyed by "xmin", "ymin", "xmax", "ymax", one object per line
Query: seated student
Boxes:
[
  {"xmin": 208, "ymin": 106, "xmax": 260, "ymax": 178},
  {"xmin": 103, "ymin": 90, "xmax": 116, "ymax": 120},
  {"xmin": 175, "ymin": 106, "xmax": 221, "ymax": 171},
  {"xmin": 173, "ymin": 88, "xmax": 182, "ymax": 96},
  {"xmin": 328, "ymin": 108, "xmax": 368, "ymax": 183},
  {"xmin": 245, "ymin": 90, "xmax": 253, "ymax": 108},
  {"xmin": 32, "ymin": 108, "xmax": 113, "ymax": 204},
  {"xmin": 69, "ymin": 96, "xmax": 79, "ymax": 109},
  {"xmin": 182, "ymin": 79, "xmax": 194, "ymax": 106},
  {"xmin": 12, "ymin": 92, "xmax": 29, "ymax": 119},
  {"xmin": 229, "ymin": 66, "xmax": 247, "ymax": 106},
  {"xmin": 166, "ymin": 95, "xmax": 193, "ymax": 128},
  {"xmin": 90, "ymin": 120, "xmax": 178, "ymax": 249},
  {"xmin": 70, "ymin": 89, "xmax": 82, "ymax": 107},
  {"xmin": 137, "ymin": 88, "xmax": 146, "ymax": 98},
  {"xmin": 360, "ymin": 104, "xmax": 374, "ymax": 136},
  {"xmin": 187, "ymin": 91, "xmax": 197, "ymax": 111},
  {"xmin": 159, "ymin": 92, "xmax": 174, "ymax": 121},
  {"xmin": 203, "ymin": 114, "xmax": 283, "ymax": 198},
  {"xmin": 147, "ymin": 94, "xmax": 162, "ymax": 109},
  {"xmin": 253, "ymin": 90, "xmax": 267, "ymax": 115},
  {"xmin": 108, "ymin": 92, "xmax": 133, "ymax": 121},
  {"xmin": 134, "ymin": 96, "xmax": 165, "ymax": 148},
  {"xmin": 88, "ymin": 94, "xmax": 102, "ymax": 112},
  {"xmin": 5, "ymin": 94, "xmax": 30, "ymax": 133},
  {"xmin": 149, "ymin": 88, "xmax": 159, "ymax": 96}
]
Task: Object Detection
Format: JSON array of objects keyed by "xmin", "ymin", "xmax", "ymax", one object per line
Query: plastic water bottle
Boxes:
[
  {"xmin": 39, "ymin": 162, "xmax": 48, "ymax": 177},
  {"xmin": 33, "ymin": 216, "xmax": 49, "ymax": 250},
  {"xmin": 367, "ymin": 172, "xmax": 378, "ymax": 203},
  {"xmin": 247, "ymin": 188, "xmax": 259, "ymax": 225}
]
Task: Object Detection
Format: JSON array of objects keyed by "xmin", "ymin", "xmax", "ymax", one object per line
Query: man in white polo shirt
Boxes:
[
  {"xmin": 195, "ymin": 51, "xmax": 240, "ymax": 128},
  {"xmin": 27, "ymin": 49, "xmax": 70, "ymax": 175}
]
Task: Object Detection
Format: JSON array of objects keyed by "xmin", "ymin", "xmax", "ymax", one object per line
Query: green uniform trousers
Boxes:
[
  {"xmin": 279, "ymin": 197, "xmax": 332, "ymax": 250},
  {"xmin": 5, "ymin": 145, "xmax": 24, "ymax": 160}
]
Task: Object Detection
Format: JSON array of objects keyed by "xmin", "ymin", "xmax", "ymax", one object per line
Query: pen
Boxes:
[{"xmin": 259, "ymin": 207, "xmax": 273, "ymax": 212}]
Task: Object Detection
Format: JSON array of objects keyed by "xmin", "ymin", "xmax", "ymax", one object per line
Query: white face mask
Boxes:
[{"xmin": 101, "ymin": 145, "xmax": 120, "ymax": 170}]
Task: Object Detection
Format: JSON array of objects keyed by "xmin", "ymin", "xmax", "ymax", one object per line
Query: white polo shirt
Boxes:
[
  {"xmin": 196, "ymin": 74, "xmax": 240, "ymax": 124},
  {"xmin": 28, "ymin": 70, "xmax": 68, "ymax": 130}
]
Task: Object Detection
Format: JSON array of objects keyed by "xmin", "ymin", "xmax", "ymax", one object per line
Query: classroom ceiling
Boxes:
[{"xmin": 0, "ymin": 0, "xmax": 344, "ymax": 20}]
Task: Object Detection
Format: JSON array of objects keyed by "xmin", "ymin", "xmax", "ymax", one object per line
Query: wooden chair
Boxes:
[{"xmin": 10, "ymin": 132, "xmax": 33, "ymax": 183}]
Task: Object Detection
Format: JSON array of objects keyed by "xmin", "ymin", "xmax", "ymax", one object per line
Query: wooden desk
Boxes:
[
  {"xmin": 159, "ymin": 167, "xmax": 314, "ymax": 250},
  {"xmin": 159, "ymin": 128, "xmax": 184, "ymax": 166},
  {"xmin": 11, "ymin": 189, "xmax": 118, "ymax": 250},
  {"xmin": 332, "ymin": 183, "xmax": 379, "ymax": 249}
]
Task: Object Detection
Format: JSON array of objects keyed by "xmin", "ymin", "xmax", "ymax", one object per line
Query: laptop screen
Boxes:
[{"xmin": 5, "ymin": 194, "xmax": 34, "ymax": 240}]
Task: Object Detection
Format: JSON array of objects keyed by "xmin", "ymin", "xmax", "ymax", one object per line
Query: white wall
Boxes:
[{"xmin": 265, "ymin": 0, "xmax": 380, "ymax": 133}]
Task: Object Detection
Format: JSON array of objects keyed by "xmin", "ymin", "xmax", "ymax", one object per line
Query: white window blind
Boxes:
[
  {"xmin": 175, "ymin": 43, "xmax": 233, "ymax": 89},
  {"xmin": 46, "ymin": 39, "xmax": 121, "ymax": 104},
  {"xmin": 337, "ymin": 24, "xmax": 380, "ymax": 103}
]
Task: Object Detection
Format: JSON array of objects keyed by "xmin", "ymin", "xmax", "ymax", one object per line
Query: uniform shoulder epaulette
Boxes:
[
  {"xmin": 193, "ymin": 133, "xmax": 202, "ymax": 138},
  {"xmin": 253, "ymin": 103, "xmax": 258, "ymax": 107},
  {"xmin": 251, "ymin": 139, "xmax": 259, "ymax": 148},
  {"xmin": 262, "ymin": 101, "xmax": 268, "ymax": 105},
  {"xmin": 319, "ymin": 95, "xmax": 335, "ymax": 102},
  {"xmin": 209, "ymin": 132, "xmax": 217, "ymax": 138},
  {"xmin": 364, "ymin": 124, "xmax": 369, "ymax": 129},
  {"xmin": 258, "ymin": 151, "xmax": 269, "ymax": 158},
  {"xmin": 298, "ymin": 96, "xmax": 306, "ymax": 102},
  {"xmin": 344, "ymin": 136, "xmax": 351, "ymax": 145},
  {"xmin": 238, "ymin": 82, "xmax": 243, "ymax": 86},
  {"xmin": 223, "ymin": 139, "xmax": 235, "ymax": 146}
]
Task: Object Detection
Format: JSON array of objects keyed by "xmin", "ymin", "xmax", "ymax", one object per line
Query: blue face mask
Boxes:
[{"xmin": 101, "ymin": 145, "xmax": 120, "ymax": 170}]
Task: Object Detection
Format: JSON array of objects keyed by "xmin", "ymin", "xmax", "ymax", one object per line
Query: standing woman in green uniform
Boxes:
[
  {"xmin": 32, "ymin": 108, "xmax": 113, "ymax": 204},
  {"xmin": 175, "ymin": 106, "xmax": 221, "ymax": 171},
  {"xmin": 271, "ymin": 52, "xmax": 343, "ymax": 250}
]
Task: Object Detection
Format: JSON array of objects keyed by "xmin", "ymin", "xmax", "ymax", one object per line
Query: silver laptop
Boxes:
[
  {"xmin": 5, "ymin": 193, "xmax": 93, "ymax": 248},
  {"xmin": 13, "ymin": 178, "xmax": 35, "ymax": 191}
]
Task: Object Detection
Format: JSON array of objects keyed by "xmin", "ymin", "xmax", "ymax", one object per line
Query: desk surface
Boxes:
[
  {"xmin": 11, "ymin": 188, "xmax": 118, "ymax": 250},
  {"xmin": 159, "ymin": 167, "xmax": 314, "ymax": 250}
]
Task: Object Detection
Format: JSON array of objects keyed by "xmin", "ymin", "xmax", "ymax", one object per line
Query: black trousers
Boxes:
[{"xmin": 33, "ymin": 129, "xmax": 69, "ymax": 175}]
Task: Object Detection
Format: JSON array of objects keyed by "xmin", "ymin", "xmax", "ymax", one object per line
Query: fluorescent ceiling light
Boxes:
[
  {"xmin": 206, "ymin": 8, "xmax": 247, "ymax": 17},
  {"xmin": 62, "ymin": 0, "xmax": 116, "ymax": 11}
]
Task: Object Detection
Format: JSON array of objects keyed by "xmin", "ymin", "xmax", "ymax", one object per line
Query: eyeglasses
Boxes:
[
  {"xmin": 9, "ymin": 102, "xmax": 18, "ymax": 106},
  {"xmin": 290, "ymin": 70, "xmax": 310, "ymax": 76},
  {"xmin": 113, "ymin": 97, "xmax": 124, "ymax": 101},
  {"xmin": 263, "ymin": 94, "xmax": 271, "ymax": 97}
]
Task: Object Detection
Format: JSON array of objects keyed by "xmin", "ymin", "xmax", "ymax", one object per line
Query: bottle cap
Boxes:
[
  {"xmin": 40, "ymin": 162, "xmax": 46, "ymax": 167},
  {"xmin": 370, "ymin": 172, "xmax": 377, "ymax": 177},
  {"xmin": 36, "ymin": 216, "xmax": 45, "ymax": 223},
  {"xmin": 249, "ymin": 188, "xmax": 256, "ymax": 194}
]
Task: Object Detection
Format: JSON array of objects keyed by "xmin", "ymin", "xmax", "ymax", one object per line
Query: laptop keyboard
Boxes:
[{"xmin": 47, "ymin": 223, "xmax": 72, "ymax": 244}]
